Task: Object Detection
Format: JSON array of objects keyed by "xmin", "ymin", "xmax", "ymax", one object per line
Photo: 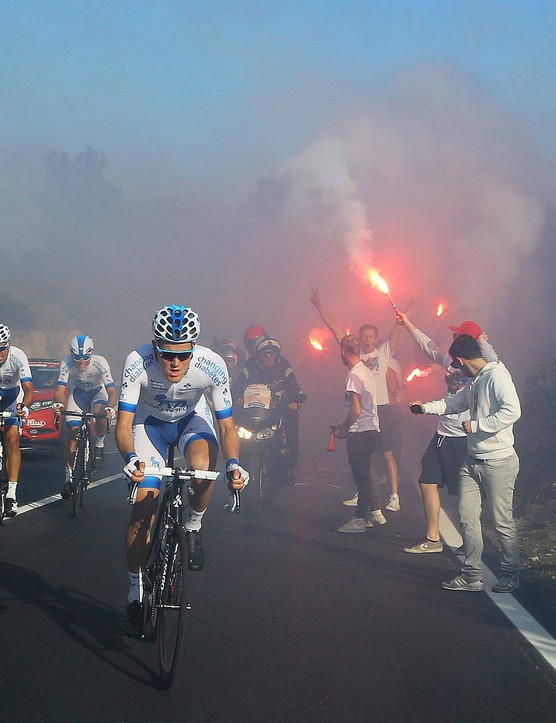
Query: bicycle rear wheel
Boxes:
[{"xmin": 157, "ymin": 524, "xmax": 188, "ymax": 689}]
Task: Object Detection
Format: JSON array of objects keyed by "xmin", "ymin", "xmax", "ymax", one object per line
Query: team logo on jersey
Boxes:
[{"xmin": 149, "ymin": 380, "xmax": 165, "ymax": 390}]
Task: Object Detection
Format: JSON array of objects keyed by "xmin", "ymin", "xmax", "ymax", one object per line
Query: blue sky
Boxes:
[{"xmin": 2, "ymin": 1, "xmax": 556, "ymax": 193}]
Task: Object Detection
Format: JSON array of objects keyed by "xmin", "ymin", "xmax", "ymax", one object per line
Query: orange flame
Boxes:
[
  {"xmin": 345, "ymin": 328, "xmax": 351, "ymax": 336},
  {"xmin": 309, "ymin": 338, "xmax": 324, "ymax": 351},
  {"xmin": 368, "ymin": 268, "xmax": 389, "ymax": 294},
  {"xmin": 436, "ymin": 303, "xmax": 445, "ymax": 318}
]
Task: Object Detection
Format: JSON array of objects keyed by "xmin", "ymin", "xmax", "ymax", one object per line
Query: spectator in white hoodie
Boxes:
[{"xmin": 410, "ymin": 334, "xmax": 521, "ymax": 594}]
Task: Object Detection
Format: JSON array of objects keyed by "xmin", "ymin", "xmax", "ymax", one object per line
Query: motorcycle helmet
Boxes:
[
  {"xmin": 255, "ymin": 337, "xmax": 282, "ymax": 357},
  {"xmin": 152, "ymin": 305, "xmax": 200, "ymax": 343},
  {"xmin": 243, "ymin": 325, "xmax": 268, "ymax": 354},
  {"xmin": 213, "ymin": 338, "xmax": 239, "ymax": 368}
]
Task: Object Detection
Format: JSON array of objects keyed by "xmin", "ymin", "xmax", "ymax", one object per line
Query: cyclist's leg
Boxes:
[
  {"xmin": 91, "ymin": 390, "xmax": 109, "ymax": 466},
  {"xmin": 125, "ymin": 421, "xmax": 166, "ymax": 597},
  {"xmin": 178, "ymin": 412, "xmax": 218, "ymax": 571},
  {"xmin": 3, "ymin": 391, "xmax": 23, "ymax": 513},
  {"xmin": 178, "ymin": 412, "xmax": 219, "ymax": 522}
]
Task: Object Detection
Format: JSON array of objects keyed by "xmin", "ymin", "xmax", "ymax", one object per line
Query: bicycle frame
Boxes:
[{"xmin": 55, "ymin": 410, "xmax": 111, "ymax": 516}]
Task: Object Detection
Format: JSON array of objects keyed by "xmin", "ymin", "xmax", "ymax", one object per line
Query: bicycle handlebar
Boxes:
[
  {"xmin": 54, "ymin": 409, "xmax": 112, "ymax": 431},
  {"xmin": 129, "ymin": 466, "xmax": 241, "ymax": 512}
]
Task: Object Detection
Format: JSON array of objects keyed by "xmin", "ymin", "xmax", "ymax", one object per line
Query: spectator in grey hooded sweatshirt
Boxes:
[{"xmin": 410, "ymin": 334, "xmax": 521, "ymax": 594}]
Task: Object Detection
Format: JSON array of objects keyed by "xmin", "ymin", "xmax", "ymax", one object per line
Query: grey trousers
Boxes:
[{"xmin": 458, "ymin": 452, "xmax": 520, "ymax": 580}]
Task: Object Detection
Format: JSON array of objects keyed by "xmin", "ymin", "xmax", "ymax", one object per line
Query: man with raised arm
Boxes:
[
  {"xmin": 0, "ymin": 324, "xmax": 33, "ymax": 517},
  {"xmin": 397, "ymin": 314, "xmax": 498, "ymax": 555},
  {"xmin": 116, "ymin": 305, "xmax": 248, "ymax": 637},
  {"xmin": 310, "ymin": 287, "xmax": 403, "ymax": 510}
]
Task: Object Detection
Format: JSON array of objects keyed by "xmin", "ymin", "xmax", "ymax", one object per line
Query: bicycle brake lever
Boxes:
[{"xmin": 233, "ymin": 489, "xmax": 240, "ymax": 513}]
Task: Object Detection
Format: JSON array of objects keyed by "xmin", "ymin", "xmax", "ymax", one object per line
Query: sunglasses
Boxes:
[
  {"xmin": 451, "ymin": 358, "xmax": 463, "ymax": 370},
  {"xmin": 261, "ymin": 350, "xmax": 277, "ymax": 357},
  {"xmin": 156, "ymin": 346, "xmax": 193, "ymax": 362},
  {"xmin": 72, "ymin": 353, "xmax": 91, "ymax": 361},
  {"xmin": 0, "ymin": 344, "xmax": 9, "ymax": 352}
]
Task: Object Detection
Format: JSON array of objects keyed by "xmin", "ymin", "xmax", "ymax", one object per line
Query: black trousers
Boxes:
[{"xmin": 346, "ymin": 430, "xmax": 380, "ymax": 518}]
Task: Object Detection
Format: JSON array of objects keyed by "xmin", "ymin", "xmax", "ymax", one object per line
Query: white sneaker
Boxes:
[
  {"xmin": 342, "ymin": 493, "xmax": 358, "ymax": 507},
  {"xmin": 385, "ymin": 493, "xmax": 400, "ymax": 511},
  {"xmin": 365, "ymin": 509, "xmax": 387, "ymax": 527},
  {"xmin": 337, "ymin": 517, "xmax": 366, "ymax": 533}
]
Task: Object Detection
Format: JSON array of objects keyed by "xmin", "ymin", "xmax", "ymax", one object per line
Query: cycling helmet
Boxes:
[
  {"xmin": 70, "ymin": 335, "xmax": 94, "ymax": 357},
  {"xmin": 244, "ymin": 325, "xmax": 268, "ymax": 353},
  {"xmin": 0, "ymin": 324, "xmax": 10, "ymax": 345},
  {"xmin": 255, "ymin": 337, "xmax": 282, "ymax": 356},
  {"xmin": 152, "ymin": 305, "xmax": 200, "ymax": 343}
]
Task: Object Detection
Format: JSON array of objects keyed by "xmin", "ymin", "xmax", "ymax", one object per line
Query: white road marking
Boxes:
[
  {"xmin": 439, "ymin": 509, "xmax": 556, "ymax": 673},
  {"xmin": 14, "ymin": 474, "xmax": 121, "ymax": 515}
]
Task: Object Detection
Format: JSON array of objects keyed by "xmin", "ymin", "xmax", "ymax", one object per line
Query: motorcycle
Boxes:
[{"xmin": 235, "ymin": 382, "xmax": 305, "ymax": 514}]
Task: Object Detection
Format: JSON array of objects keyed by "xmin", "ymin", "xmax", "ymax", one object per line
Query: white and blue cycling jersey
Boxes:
[
  {"xmin": 118, "ymin": 344, "xmax": 233, "ymax": 489},
  {"xmin": 118, "ymin": 343, "xmax": 232, "ymax": 424},
  {"xmin": 57, "ymin": 354, "xmax": 115, "ymax": 426},
  {"xmin": 0, "ymin": 347, "xmax": 32, "ymax": 422}
]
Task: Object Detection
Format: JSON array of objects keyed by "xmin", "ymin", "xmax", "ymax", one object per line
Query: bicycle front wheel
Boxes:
[{"xmin": 157, "ymin": 524, "xmax": 188, "ymax": 689}]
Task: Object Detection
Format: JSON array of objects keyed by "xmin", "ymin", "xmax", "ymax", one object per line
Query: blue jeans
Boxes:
[{"xmin": 458, "ymin": 453, "xmax": 520, "ymax": 580}]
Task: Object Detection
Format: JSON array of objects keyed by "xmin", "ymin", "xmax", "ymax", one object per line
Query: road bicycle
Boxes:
[
  {"xmin": 0, "ymin": 411, "xmax": 22, "ymax": 524},
  {"xmin": 55, "ymin": 410, "xmax": 111, "ymax": 518},
  {"xmin": 128, "ymin": 449, "xmax": 240, "ymax": 689}
]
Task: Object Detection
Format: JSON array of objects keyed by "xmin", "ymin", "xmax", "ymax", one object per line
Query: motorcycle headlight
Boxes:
[{"xmin": 237, "ymin": 426, "xmax": 253, "ymax": 440}]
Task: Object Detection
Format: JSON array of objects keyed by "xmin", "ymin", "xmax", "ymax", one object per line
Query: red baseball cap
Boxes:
[{"xmin": 449, "ymin": 320, "xmax": 483, "ymax": 339}]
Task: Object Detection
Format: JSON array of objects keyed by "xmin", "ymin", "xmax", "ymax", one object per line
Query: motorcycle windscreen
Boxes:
[{"xmin": 237, "ymin": 384, "xmax": 273, "ymax": 425}]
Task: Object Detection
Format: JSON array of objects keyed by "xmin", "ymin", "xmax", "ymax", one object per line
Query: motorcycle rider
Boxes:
[
  {"xmin": 212, "ymin": 338, "xmax": 244, "ymax": 386},
  {"xmin": 233, "ymin": 337, "xmax": 304, "ymax": 477}
]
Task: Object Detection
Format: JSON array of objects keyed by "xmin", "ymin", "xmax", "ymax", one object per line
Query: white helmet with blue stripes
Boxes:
[
  {"xmin": 152, "ymin": 305, "xmax": 200, "ymax": 343},
  {"xmin": 70, "ymin": 335, "xmax": 94, "ymax": 358}
]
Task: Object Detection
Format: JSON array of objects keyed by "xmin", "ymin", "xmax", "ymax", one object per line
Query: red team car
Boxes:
[{"xmin": 21, "ymin": 359, "xmax": 65, "ymax": 453}]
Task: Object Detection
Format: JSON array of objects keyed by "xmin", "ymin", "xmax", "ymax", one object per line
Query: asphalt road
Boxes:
[{"xmin": 1, "ymin": 439, "xmax": 555, "ymax": 722}]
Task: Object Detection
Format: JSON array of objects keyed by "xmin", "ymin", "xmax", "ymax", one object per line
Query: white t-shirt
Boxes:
[
  {"xmin": 360, "ymin": 340, "xmax": 391, "ymax": 406},
  {"xmin": 345, "ymin": 361, "xmax": 380, "ymax": 433}
]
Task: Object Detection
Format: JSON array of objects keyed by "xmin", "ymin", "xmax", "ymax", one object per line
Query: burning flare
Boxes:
[
  {"xmin": 368, "ymin": 268, "xmax": 389, "ymax": 294},
  {"xmin": 406, "ymin": 367, "xmax": 432, "ymax": 383},
  {"xmin": 309, "ymin": 338, "xmax": 324, "ymax": 351},
  {"xmin": 436, "ymin": 303, "xmax": 445, "ymax": 318}
]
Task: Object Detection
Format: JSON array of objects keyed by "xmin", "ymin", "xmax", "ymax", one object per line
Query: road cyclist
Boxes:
[
  {"xmin": 0, "ymin": 323, "xmax": 33, "ymax": 517},
  {"xmin": 53, "ymin": 335, "xmax": 117, "ymax": 500},
  {"xmin": 116, "ymin": 304, "xmax": 248, "ymax": 637}
]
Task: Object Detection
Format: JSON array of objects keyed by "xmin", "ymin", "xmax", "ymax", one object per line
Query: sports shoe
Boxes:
[
  {"xmin": 4, "ymin": 498, "xmax": 18, "ymax": 517},
  {"xmin": 337, "ymin": 517, "xmax": 366, "ymax": 533},
  {"xmin": 60, "ymin": 482, "xmax": 74, "ymax": 500},
  {"xmin": 186, "ymin": 530, "xmax": 204, "ymax": 571},
  {"xmin": 365, "ymin": 510, "xmax": 387, "ymax": 527},
  {"xmin": 342, "ymin": 493, "xmax": 358, "ymax": 507},
  {"xmin": 385, "ymin": 493, "xmax": 400, "ymax": 511},
  {"xmin": 404, "ymin": 538, "xmax": 443, "ymax": 554},
  {"xmin": 441, "ymin": 575, "xmax": 483, "ymax": 592},
  {"xmin": 122, "ymin": 601, "xmax": 144, "ymax": 638},
  {"xmin": 492, "ymin": 572, "xmax": 520, "ymax": 593},
  {"xmin": 94, "ymin": 446, "xmax": 104, "ymax": 469}
]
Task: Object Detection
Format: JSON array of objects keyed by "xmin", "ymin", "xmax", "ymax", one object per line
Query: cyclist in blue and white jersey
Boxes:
[
  {"xmin": 116, "ymin": 305, "xmax": 249, "ymax": 636},
  {"xmin": 0, "ymin": 323, "xmax": 33, "ymax": 517},
  {"xmin": 52, "ymin": 335, "xmax": 117, "ymax": 498}
]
